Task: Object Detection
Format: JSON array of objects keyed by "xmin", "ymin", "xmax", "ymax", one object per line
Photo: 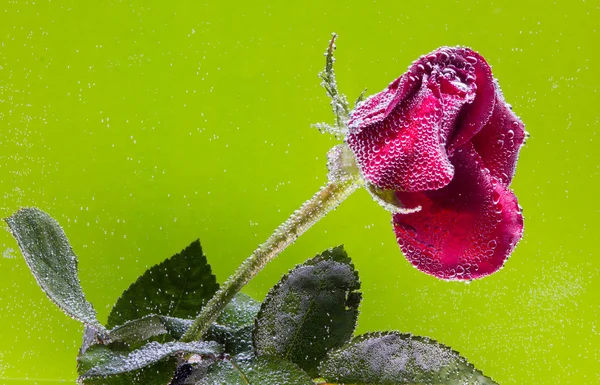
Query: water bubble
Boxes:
[
  {"xmin": 466, "ymin": 55, "xmax": 478, "ymax": 64},
  {"xmin": 2, "ymin": 248, "xmax": 16, "ymax": 259},
  {"xmin": 492, "ymin": 190, "xmax": 501, "ymax": 204}
]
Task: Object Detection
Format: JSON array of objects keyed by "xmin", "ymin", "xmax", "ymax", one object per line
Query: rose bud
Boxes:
[{"xmin": 346, "ymin": 47, "xmax": 526, "ymax": 280}]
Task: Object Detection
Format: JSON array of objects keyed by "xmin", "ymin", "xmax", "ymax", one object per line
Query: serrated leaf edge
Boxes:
[
  {"xmin": 252, "ymin": 245, "xmax": 361, "ymax": 368},
  {"xmin": 320, "ymin": 331, "xmax": 498, "ymax": 385},
  {"xmin": 106, "ymin": 239, "xmax": 219, "ymax": 329}
]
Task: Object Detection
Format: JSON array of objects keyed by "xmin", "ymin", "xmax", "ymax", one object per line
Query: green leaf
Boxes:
[
  {"xmin": 169, "ymin": 361, "xmax": 214, "ymax": 385},
  {"xmin": 206, "ymin": 324, "xmax": 254, "ymax": 357},
  {"xmin": 5, "ymin": 207, "xmax": 105, "ymax": 331},
  {"xmin": 253, "ymin": 246, "xmax": 361, "ymax": 377},
  {"xmin": 205, "ymin": 293, "xmax": 261, "ymax": 355},
  {"xmin": 107, "ymin": 239, "xmax": 219, "ymax": 329},
  {"xmin": 78, "ymin": 344, "xmax": 178, "ymax": 385},
  {"xmin": 107, "ymin": 294, "xmax": 259, "ymax": 354},
  {"xmin": 108, "ymin": 314, "xmax": 193, "ymax": 349},
  {"xmin": 217, "ymin": 292, "xmax": 260, "ymax": 329},
  {"xmin": 83, "ymin": 360, "xmax": 177, "ymax": 385},
  {"xmin": 319, "ymin": 332, "xmax": 499, "ymax": 385},
  {"xmin": 79, "ymin": 340, "xmax": 222, "ymax": 384},
  {"xmin": 198, "ymin": 356, "xmax": 313, "ymax": 385}
]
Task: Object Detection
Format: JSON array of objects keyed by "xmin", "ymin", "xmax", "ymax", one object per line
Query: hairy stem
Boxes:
[{"xmin": 180, "ymin": 178, "xmax": 360, "ymax": 342}]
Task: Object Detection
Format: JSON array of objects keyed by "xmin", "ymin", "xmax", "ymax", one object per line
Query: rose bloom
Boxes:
[{"xmin": 347, "ymin": 47, "xmax": 526, "ymax": 280}]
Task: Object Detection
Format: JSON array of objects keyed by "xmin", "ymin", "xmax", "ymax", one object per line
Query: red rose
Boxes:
[{"xmin": 346, "ymin": 47, "xmax": 526, "ymax": 280}]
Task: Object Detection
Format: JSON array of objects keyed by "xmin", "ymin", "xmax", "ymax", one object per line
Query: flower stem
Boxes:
[{"xmin": 180, "ymin": 177, "xmax": 360, "ymax": 342}]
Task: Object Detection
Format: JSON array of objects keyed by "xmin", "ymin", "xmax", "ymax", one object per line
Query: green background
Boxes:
[{"xmin": 0, "ymin": 0, "xmax": 598, "ymax": 383}]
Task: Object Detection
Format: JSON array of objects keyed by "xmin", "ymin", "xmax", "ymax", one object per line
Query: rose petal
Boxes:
[
  {"xmin": 347, "ymin": 48, "xmax": 482, "ymax": 191},
  {"xmin": 347, "ymin": 47, "xmax": 479, "ymax": 132},
  {"xmin": 393, "ymin": 143, "xmax": 523, "ymax": 280},
  {"xmin": 346, "ymin": 69, "xmax": 419, "ymax": 132},
  {"xmin": 471, "ymin": 87, "xmax": 527, "ymax": 185},
  {"xmin": 448, "ymin": 49, "xmax": 496, "ymax": 151},
  {"xmin": 346, "ymin": 79, "xmax": 454, "ymax": 191}
]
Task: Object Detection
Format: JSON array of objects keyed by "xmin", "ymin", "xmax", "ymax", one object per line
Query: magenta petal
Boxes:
[
  {"xmin": 346, "ymin": 47, "xmax": 484, "ymax": 191},
  {"xmin": 346, "ymin": 69, "xmax": 419, "ymax": 132},
  {"xmin": 346, "ymin": 79, "xmax": 458, "ymax": 191},
  {"xmin": 471, "ymin": 89, "xmax": 526, "ymax": 185},
  {"xmin": 393, "ymin": 143, "xmax": 524, "ymax": 280},
  {"xmin": 448, "ymin": 49, "xmax": 496, "ymax": 151},
  {"xmin": 347, "ymin": 47, "xmax": 479, "ymax": 132}
]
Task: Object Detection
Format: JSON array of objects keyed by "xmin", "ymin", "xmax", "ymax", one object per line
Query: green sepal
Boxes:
[{"xmin": 313, "ymin": 33, "xmax": 351, "ymax": 137}]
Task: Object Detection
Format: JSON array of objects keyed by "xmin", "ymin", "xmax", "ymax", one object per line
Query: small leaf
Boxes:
[
  {"xmin": 108, "ymin": 315, "xmax": 193, "ymax": 349},
  {"xmin": 217, "ymin": 292, "xmax": 260, "ymax": 330},
  {"xmin": 205, "ymin": 293, "xmax": 261, "ymax": 355},
  {"xmin": 320, "ymin": 332, "xmax": 499, "ymax": 385},
  {"xmin": 198, "ymin": 356, "xmax": 313, "ymax": 385},
  {"xmin": 207, "ymin": 324, "xmax": 254, "ymax": 357},
  {"xmin": 77, "ymin": 344, "xmax": 177, "ymax": 385},
  {"xmin": 5, "ymin": 208, "xmax": 104, "ymax": 331},
  {"xmin": 80, "ymin": 340, "xmax": 221, "ymax": 381},
  {"xmin": 107, "ymin": 239, "xmax": 219, "ymax": 329},
  {"xmin": 253, "ymin": 246, "xmax": 362, "ymax": 377}
]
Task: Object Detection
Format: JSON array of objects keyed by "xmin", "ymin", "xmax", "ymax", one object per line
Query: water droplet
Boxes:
[{"xmin": 492, "ymin": 190, "xmax": 501, "ymax": 204}]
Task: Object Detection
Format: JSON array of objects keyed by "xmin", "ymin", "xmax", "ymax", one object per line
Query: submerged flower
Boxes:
[{"xmin": 346, "ymin": 47, "xmax": 525, "ymax": 280}]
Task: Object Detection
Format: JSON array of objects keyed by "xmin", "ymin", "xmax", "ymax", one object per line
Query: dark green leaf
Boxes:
[
  {"xmin": 206, "ymin": 324, "xmax": 254, "ymax": 356},
  {"xmin": 78, "ymin": 344, "xmax": 177, "ymax": 385},
  {"xmin": 169, "ymin": 361, "xmax": 214, "ymax": 385},
  {"xmin": 205, "ymin": 293, "xmax": 260, "ymax": 356},
  {"xmin": 79, "ymin": 340, "xmax": 221, "ymax": 384},
  {"xmin": 253, "ymin": 246, "xmax": 361, "ymax": 377},
  {"xmin": 5, "ymin": 208, "xmax": 104, "ymax": 331},
  {"xmin": 198, "ymin": 356, "xmax": 313, "ymax": 385},
  {"xmin": 107, "ymin": 239, "xmax": 219, "ymax": 329},
  {"xmin": 78, "ymin": 343, "xmax": 132, "ymax": 377},
  {"xmin": 217, "ymin": 292, "xmax": 260, "ymax": 329},
  {"xmin": 320, "ymin": 332, "xmax": 499, "ymax": 385},
  {"xmin": 108, "ymin": 315, "xmax": 193, "ymax": 349}
]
